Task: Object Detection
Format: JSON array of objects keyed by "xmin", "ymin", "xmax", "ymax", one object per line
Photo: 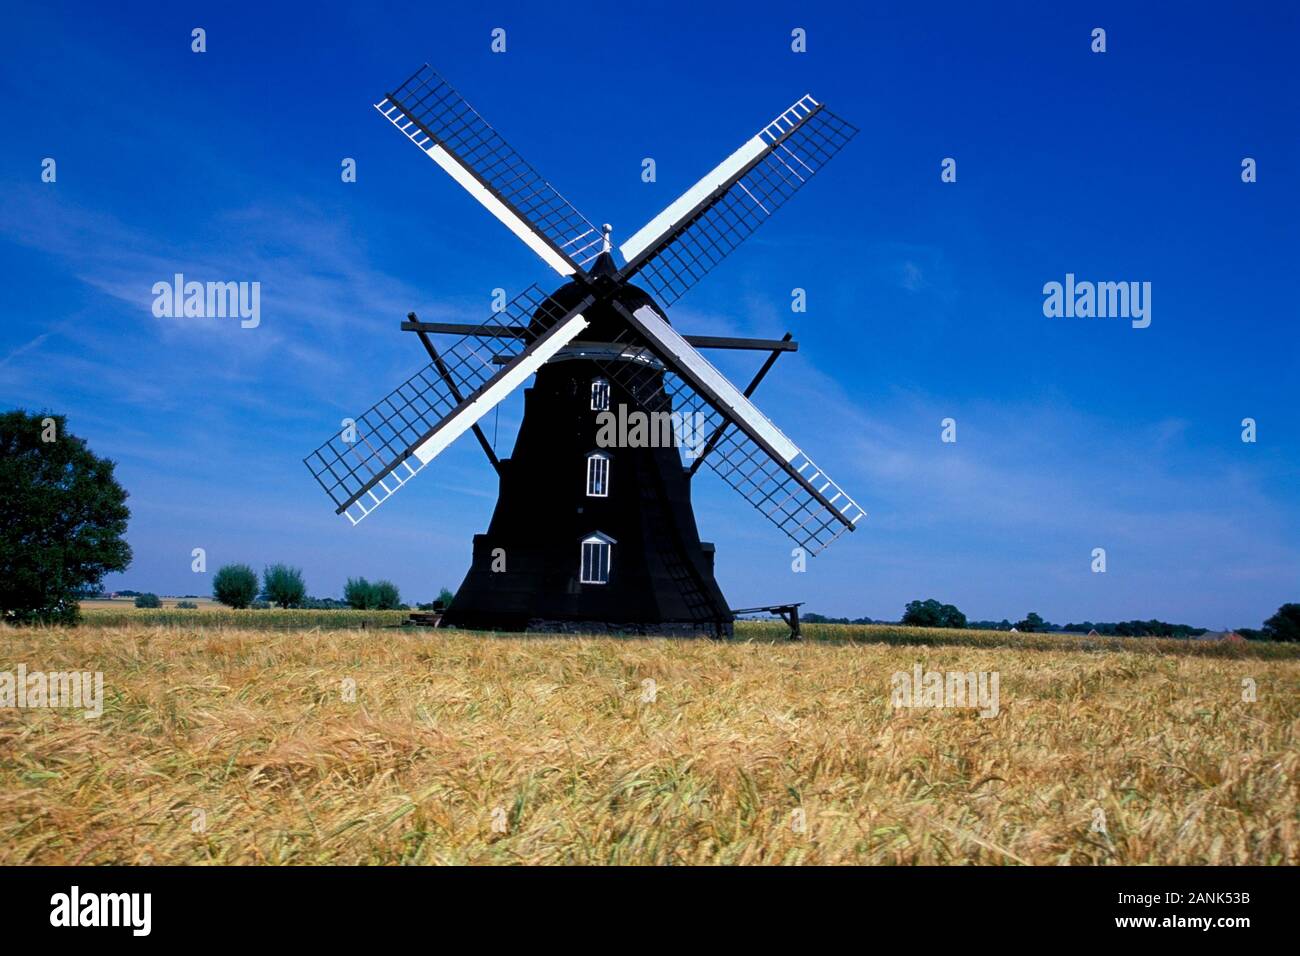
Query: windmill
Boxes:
[{"xmin": 304, "ymin": 64, "xmax": 866, "ymax": 636}]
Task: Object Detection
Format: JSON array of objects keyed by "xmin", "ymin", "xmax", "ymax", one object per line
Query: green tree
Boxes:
[
  {"xmin": 344, "ymin": 577, "xmax": 376, "ymax": 610},
  {"xmin": 213, "ymin": 563, "xmax": 259, "ymax": 609},
  {"xmin": 902, "ymin": 599, "xmax": 939, "ymax": 626},
  {"xmin": 134, "ymin": 593, "xmax": 162, "ymax": 609},
  {"xmin": 0, "ymin": 410, "xmax": 132, "ymax": 624},
  {"xmin": 1015, "ymin": 612, "xmax": 1046, "ymax": 633},
  {"xmin": 902, "ymin": 598, "xmax": 967, "ymax": 629},
  {"xmin": 437, "ymin": 587, "xmax": 455, "ymax": 608},
  {"xmin": 372, "ymin": 580, "xmax": 401, "ymax": 610},
  {"xmin": 261, "ymin": 564, "xmax": 306, "ymax": 609},
  {"xmin": 1262, "ymin": 603, "xmax": 1300, "ymax": 642}
]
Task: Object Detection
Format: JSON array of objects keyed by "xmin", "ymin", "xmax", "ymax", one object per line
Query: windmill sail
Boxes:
[
  {"xmin": 376, "ymin": 64, "xmax": 605, "ymax": 276},
  {"xmin": 618, "ymin": 95, "xmax": 857, "ymax": 306},
  {"xmin": 304, "ymin": 286, "xmax": 593, "ymax": 524},
  {"xmin": 597, "ymin": 304, "xmax": 865, "ymax": 554}
]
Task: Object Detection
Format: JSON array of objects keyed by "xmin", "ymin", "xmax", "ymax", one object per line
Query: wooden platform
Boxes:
[{"xmin": 730, "ymin": 602, "xmax": 804, "ymax": 641}]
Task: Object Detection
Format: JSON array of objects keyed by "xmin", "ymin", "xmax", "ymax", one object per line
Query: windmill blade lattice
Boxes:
[
  {"xmin": 660, "ymin": 374, "xmax": 864, "ymax": 554},
  {"xmin": 620, "ymin": 98, "xmax": 858, "ymax": 306},
  {"xmin": 304, "ymin": 286, "xmax": 591, "ymax": 524},
  {"xmin": 377, "ymin": 65, "xmax": 604, "ymax": 275},
  {"xmin": 586, "ymin": 306, "xmax": 865, "ymax": 554}
]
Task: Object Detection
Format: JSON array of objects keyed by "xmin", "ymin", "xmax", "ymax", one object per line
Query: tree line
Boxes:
[
  {"xmin": 868, "ymin": 598, "xmax": 1294, "ymax": 642},
  {"xmin": 806, "ymin": 598, "xmax": 1299, "ymax": 642},
  {"xmin": 207, "ymin": 563, "xmax": 411, "ymax": 610}
]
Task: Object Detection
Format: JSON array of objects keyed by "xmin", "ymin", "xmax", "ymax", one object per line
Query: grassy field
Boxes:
[{"xmin": 1, "ymin": 618, "xmax": 1296, "ymax": 864}]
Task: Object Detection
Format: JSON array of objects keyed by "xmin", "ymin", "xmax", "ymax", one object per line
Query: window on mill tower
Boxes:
[
  {"xmin": 579, "ymin": 532, "xmax": 614, "ymax": 584},
  {"xmin": 586, "ymin": 452, "xmax": 610, "ymax": 497}
]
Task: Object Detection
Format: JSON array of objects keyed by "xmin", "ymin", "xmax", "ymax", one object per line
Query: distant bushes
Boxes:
[
  {"xmin": 802, "ymin": 612, "xmax": 875, "ymax": 624},
  {"xmin": 1061, "ymin": 618, "xmax": 1205, "ymax": 638},
  {"xmin": 133, "ymin": 593, "xmax": 162, "ymax": 609},
  {"xmin": 175, "ymin": 600, "xmax": 198, "ymax": 610},
  {"xmin": 202, "ymin": 564, "xmax": 420, "ymax": 612},
  {"xmin": 261, "ymin": 564, "xmax": 306, "ymax": 609},
  {"xmin": 344, "ymin": 577, "xmax": 403, "ymax": 610},
  {"xmin": 1261, "ymin": 603, "xmax": 1299, "ymax": 642},
  {"xmin": 212, "ymin": 564, "xmax": 259, "ymax": 609},
  {"xmin": 343, "ymin": 578, "xmax": 370, "ymax": 609},
  {"xmin": 1015, "ymin": 612, "xmax": 1047, "ymax": 633},
  {"xmin": 213, "ymin": 563, "xmax": 314, "ymax": 610},
  {"xmin": 902, "ymin": 598, "xmax": 967, "ymax": 629},
  {"xmin": 417, "ymin": 587, "xmax": 456, "ymax": 612},
  {"xmin": 373, "ymin": 581, "xmax": 401, "ymax": 610}
]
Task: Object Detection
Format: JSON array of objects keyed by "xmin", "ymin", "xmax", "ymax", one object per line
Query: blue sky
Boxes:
[{"xmin": 1, "ymin": 1, "xmax": 1296, "ymax": 627}]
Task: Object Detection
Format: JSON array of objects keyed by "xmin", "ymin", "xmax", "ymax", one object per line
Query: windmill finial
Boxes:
[{"xmin": 601, "ymin": 223, "xmax": 612, "ymax": 254}]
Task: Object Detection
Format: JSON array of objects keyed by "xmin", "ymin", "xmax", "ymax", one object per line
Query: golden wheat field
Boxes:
[{"xmin": 1, "ymin": 618, "xmax": 1297, "ymax": 865}]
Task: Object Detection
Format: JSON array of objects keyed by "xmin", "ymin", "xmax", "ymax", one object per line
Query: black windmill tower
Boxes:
[{"xmin": 304, "ymin": 65, "xmax": 866, "ymax": 636}]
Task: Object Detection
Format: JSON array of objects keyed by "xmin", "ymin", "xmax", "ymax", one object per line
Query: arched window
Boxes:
[
  {"xmin": 586, "ymin": 451, "xmax": 610, "ymax": 497},
  {"xmin": 579, "ymin": 532, "xmax": 615, "ymax": 584},
  {"xmin": 590, "ymin": 377, "xmax": 610, "ymax": 411}
]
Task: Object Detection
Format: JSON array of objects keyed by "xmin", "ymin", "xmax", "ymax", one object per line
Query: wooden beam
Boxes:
[
  {"xmin": 402, "ymin": 320, "xmax": 798, "ymax": 353},
  {"xmin": 688, "ymin": 332, "xmax": 793, "ymax": 477},
  {"xmin": 678, "ymin": 334, "xmax": 797, "ymax": 353},
  {"xmin": 408, "ymin": 313, "xmax": 502, "ymax": 475},
  {"xmin": 402, "ymin": 320, "xmax": 525, "ymax": 339}
]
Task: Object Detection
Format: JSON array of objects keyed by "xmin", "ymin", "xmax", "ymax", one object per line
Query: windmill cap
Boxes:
[{"xmin": 589, "ymin": 250, "xmax": 618, "ymax": 277}]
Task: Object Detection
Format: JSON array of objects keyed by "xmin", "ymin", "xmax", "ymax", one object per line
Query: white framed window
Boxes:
[
  {"xmin": 590, "ymin": 377, "xmax": 610, "ymax": 411},
  {"xmin": 579, "ymin": 532, "xmax": 615, "ymax": 584},
  {"xmin": 586, "ymin": 452, "xmax": 610, "ymax": 497}
]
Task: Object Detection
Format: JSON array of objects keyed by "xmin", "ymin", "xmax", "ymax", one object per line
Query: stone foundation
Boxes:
[{"xmin": 524, "ymin": 618, "xmax": 732, "ymax": 639}]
